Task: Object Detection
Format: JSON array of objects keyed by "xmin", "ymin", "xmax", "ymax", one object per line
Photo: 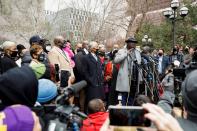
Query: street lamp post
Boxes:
[
  {"xmin": 142, "ymin": 34, "xmax": 152, "ymax": 46},
  {"xmin": 163, "ymin": 0, "xmax": 189, "ymax": 48}
]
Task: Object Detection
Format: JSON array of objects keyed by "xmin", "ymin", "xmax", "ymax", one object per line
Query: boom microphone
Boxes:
[{"xmin": 69, "ymin": 80, "xmax": 87, "ymax": 94}]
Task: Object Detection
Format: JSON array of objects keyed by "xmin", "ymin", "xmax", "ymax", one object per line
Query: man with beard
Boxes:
[{"xmin": 0, "ymin": 41, "xmax": 18, "ymax": 74}]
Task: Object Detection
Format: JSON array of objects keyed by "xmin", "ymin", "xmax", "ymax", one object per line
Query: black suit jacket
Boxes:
[
  {"xmin": 74, "ymin": 50, "xmax": 86, "ymax": 82},
  {"xmin": 82, "ymin": 53, "xmax": 105, "ymax": 102}
]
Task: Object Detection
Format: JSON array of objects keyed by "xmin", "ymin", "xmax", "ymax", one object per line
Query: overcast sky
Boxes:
[
  {"xmin": 45, "ymin": 0, "xmax": 66, "ymax": 11},
  {"xmin": 45, "ymin": 0, "xmax": 105, "ymax": 13}
]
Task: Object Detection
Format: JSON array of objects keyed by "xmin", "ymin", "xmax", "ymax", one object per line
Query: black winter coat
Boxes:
[{"xmin": 82, "ymin": 53, "xmax": 105, "ymax": 103}]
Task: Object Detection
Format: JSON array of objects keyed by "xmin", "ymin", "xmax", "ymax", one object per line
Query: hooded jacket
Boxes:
[
  {"xmin": 0, "ymin": 66, "xmax": 38, "ymax": 107},
  {"xmin": 81, "ymin": 112, "xmax": 108, "ymax": 131}
]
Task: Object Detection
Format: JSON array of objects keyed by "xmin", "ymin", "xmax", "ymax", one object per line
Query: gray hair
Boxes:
[
  {"xmin": 89, "ymin": 41, "xmax": 98, "ymax": 49},
  {"xmin": 1, "ymin": 41, "xmax": 16, "ymax": 50}
]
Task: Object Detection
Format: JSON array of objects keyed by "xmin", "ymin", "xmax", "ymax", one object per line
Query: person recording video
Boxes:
[{"xmin": 114, "ymin": 37, "xmax": 142, "ymax": 106}]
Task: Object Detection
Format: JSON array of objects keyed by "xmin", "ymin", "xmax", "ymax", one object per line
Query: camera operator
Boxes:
[
  {"xmin": 114, "ymin": 37, "xmax": 142, "ymax": 106},
  {"xmin": 0, "ymin": 41, "xmax": 18, "ymax": 74}
]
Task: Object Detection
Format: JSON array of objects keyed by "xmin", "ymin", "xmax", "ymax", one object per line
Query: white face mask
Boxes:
[{"xmin": 46, "ymin": 46, "xmax": 52, "ymax": 51}]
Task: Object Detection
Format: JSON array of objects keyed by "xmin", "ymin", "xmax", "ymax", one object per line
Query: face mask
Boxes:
[
  {"xmin": 38, "ymin": 52, "xmax": 45, "ymax": 62},
  {"xmin": 95, "ymin": 49, "xmax": 99, "ymax": 55},
  {"xmin": 173, "ymin": 51, "xmax": 177, "ymax": 55},
  {"xmin": 60, "ymin": 42, "xmax": 67, "ymax": 49},
  {"xmin": 158, "ymin": 53, "xmax": 163, "ymax": 56},
  {"xmin": 98, "ymin": 51, "xmax": 105, "ymax": 57},
  {"xmin": 10, "ymin": 50, "xmax": 18, "ymax": 58},
  {"xmin": 45, "ymin": 45, "xmax": 52, "ymax": 52},
  {"xmin": 77, "ymin": 48, "xmax": 82, "ymax": 53}
]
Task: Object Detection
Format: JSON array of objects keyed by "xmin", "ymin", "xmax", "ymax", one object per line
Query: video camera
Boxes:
[{"xmin": 33, "ymin": 80, "xmax": 87, "ymax": 131}]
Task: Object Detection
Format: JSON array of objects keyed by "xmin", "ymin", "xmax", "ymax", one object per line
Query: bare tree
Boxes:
[
  {"xmin": 125, "ymin": 0, "xmax": 154, "ymax": 37},
  {"xmin": 0, "ymin": 0, "xmax": 50, "ymax": 45},
  {"xmin": 64, "ymin": 0, "xmax": 127, "ymax": 42}
]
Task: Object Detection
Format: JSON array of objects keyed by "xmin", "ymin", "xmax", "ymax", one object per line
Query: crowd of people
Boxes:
[{"xmin": 0, "ymin": 34, "xmax": 197, "ymax": 131}]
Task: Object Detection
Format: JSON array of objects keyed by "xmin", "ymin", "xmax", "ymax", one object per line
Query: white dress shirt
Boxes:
[
  {"xmin": 158, "ymin": 56, "xmax": 163, "ymax": 74},
  {"xmin": 91, "ymin": 53, "xmax": 97, "ymax": 61},
  {"xmin": 84, "ymin": 48, "xmax": 89, "ymax": 54}
]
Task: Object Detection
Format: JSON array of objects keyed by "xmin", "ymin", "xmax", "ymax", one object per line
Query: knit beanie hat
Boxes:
[
  {"xmin": 37, "ymin": 79, "xmax": 57, "ymax": 103},
  {"xmin": 2, "ymin": 105, "xmax": 34, "ymax": 131}
]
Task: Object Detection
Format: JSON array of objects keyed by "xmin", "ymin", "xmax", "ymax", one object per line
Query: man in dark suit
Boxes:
[
  {"xmin": 74, "ymin": 43, "xmax": 88, "ymax": 112},
  {"xmin": 155, "ymin": 49, "xmax": 170, "ymax": 79},
  {"xmin": 82, "ymin": 41, "xmax": 105, "ymax": 106}
]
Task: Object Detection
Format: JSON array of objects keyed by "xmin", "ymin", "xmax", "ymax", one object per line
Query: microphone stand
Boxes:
[{"xmin": 128, "ymin": 54, "xmax": 155, "ymax": 100}]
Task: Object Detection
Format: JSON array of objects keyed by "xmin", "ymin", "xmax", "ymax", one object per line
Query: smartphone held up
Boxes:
[{"xmin": 109, "ymin": 106, "xmax": 151, "ymax": 127}]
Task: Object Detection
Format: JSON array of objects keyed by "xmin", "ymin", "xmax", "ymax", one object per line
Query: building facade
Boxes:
[{"xmin": 45, "ymin": 7, "xmax": 99, "ymax": 42}]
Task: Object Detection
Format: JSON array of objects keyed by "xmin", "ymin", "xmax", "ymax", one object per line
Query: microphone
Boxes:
[{"xmin": 56, "ymin": 80, "xmax": 87, "ymax": 104}]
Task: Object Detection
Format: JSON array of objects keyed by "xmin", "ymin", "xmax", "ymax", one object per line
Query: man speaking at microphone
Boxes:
[{"xmin": 114, "ymin": 37, "xmax": 142, "ymax": 106}]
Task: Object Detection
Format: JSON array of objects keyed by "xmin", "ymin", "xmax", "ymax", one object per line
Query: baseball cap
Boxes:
[{"xmin": 29, "ymin": 35, "xmax": 43, "ymax": 45}]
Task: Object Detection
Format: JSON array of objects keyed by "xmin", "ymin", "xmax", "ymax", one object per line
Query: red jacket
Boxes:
[{"xmin": 81, "ymin": 112, "xmax": 109, "ymax": 131}]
